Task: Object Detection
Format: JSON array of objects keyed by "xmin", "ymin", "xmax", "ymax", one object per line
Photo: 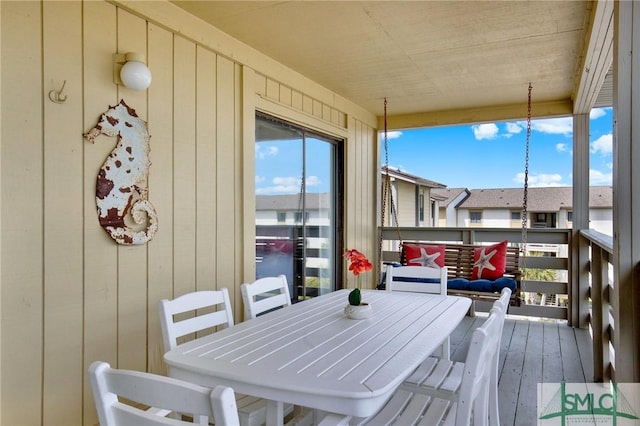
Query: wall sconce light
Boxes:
[{"xmin": 113, "ymin": 52, "xmax": 152, "ymax": 91}]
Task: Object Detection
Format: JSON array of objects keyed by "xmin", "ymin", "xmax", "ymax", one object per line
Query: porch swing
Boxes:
[{"xmin": 378, "ymin": 85, "xmax": 533, "ymax": 307}]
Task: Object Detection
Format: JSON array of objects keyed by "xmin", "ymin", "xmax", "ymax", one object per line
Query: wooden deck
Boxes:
[{"xmin": 450, "ymin": 315, "xmax": 594, "ymax": 426}]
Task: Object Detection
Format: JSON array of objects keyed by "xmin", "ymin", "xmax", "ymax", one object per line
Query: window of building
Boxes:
[
  {"xmin": 470, "ymin": 211, "xmax": 482, "ymax": 224},
  {"xmin": 294, "ymin": 211, "xmax": 309, "ymax": 223},
  {"xmin": 277, "ymin": 211, "xmax": 286, "ymax": 223},
  {"xmin": 418, "ymin": 194, "xmax": 424, "ymax": 222},
  {"xmin": 511, "ymin": 211, "xmax": 521, "ymax": 221},
  {"xmin": 567, "ymin": 211, "xmax": 573, "ymax": 222}
]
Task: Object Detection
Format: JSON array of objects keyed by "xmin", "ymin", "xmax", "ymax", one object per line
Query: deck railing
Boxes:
[
  {"xmin": 256, "ymin": 224, "xmax": 616, "ymax": 382},
  {"xmin": 379, "ymin": 226, "xmax": 572, "ymax": 320},
  {"xmin": 580, "ymin": 229, "xmax": 614, "ymax": 382}
]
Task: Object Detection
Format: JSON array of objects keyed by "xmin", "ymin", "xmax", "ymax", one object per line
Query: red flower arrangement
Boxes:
[
  {"xmin": 344, "ymin": 249, "xmax": 373, "ymax": 306},
  {"xmin": 344, "ymin": 249, "xmax": 373, "ymax": 276}
]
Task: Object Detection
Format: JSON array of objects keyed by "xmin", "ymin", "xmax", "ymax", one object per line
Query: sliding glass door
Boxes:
[{"xmin": 255, "ymin": 113, "xmax": 342, "ymax": 302}]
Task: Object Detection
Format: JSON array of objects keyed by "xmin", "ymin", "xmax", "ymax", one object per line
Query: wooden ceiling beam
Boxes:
[{"xmin": 379, "ymin": 99, "xmax": 573, "ymax": 131}]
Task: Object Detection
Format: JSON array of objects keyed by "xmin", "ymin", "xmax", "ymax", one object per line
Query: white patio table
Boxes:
[{"xmin": 164, "ymin": 289, "xmax": 471, "ymax": 425}]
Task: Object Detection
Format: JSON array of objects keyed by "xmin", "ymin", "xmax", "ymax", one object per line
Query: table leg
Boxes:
[{"xmin": 266, "ymin": 399, "xmax": 285, "ymax": 426}]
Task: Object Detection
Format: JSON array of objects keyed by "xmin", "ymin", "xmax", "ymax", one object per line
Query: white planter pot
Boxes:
[{"xmin": 344, "ymin": 302, "xmax": 372, "ymax": 320}]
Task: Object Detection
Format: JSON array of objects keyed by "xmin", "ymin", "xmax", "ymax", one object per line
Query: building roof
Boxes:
[
  {"xmin": 382, "ymin": 166, "xmax": 446, "ymax": 189},
  {"xmin": 256, "ymin": 193, "xmax": 330, "ymax": 210},
  {"xmin": 458, "ymin": 186, "xmax": 612, "ymax": 211},
  {"xmin": 431, "ymin": 188, "xmax": 470, "ymax": 207}
]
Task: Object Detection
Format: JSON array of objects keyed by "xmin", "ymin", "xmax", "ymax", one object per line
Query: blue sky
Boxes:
[
  {"xmin": 385, "ymin": 107, "xmax": 613, "ymax": 189},
  {"xmin": 255, "ymin": 107, "xmax": 613, "ymax": 195}
]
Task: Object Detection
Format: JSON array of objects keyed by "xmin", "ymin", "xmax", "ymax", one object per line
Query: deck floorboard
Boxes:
[{"xmin": 450, "ymin": 315, "xmax": 593, "ymax": 426}]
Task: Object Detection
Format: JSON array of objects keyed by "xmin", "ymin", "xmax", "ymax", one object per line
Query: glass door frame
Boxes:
[{"xmin": 254, "ymin": 112, "xmax": 345, "ymax": 301}]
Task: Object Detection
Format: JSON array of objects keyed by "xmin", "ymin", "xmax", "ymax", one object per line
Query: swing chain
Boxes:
[
  {"xmin": 379, "ymin": 99, "xmax": 389, "ymax": 270},
  {"xmin": 378, "ymin": 99, "xmax": 403, "ymax": 284},
  {"xmin": 521, "ymin": 83, "xmax": 532, "ymax": 270}
]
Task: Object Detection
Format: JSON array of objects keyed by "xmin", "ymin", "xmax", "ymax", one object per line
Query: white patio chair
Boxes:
[
  {"xmin": 386, "ymin": 265, "xmax": 450, "ymax": 359},
  {"xmin": 241, "ymin": 274, "xmax": 292, "ymax": 320},
  {"xmin": 354, "ymin": 294, "xmax": 506, "ymax": 426},
  {"xmin": 88, "ymin": 360, "xmax": 240, "ymax": 426},
  {"xmin": 159, "ymin": 289, "xmax": 293, "ymax": 426},
  {"xmin": 398, "ymin": 287, "xmax": 512, "ymax": 426}
]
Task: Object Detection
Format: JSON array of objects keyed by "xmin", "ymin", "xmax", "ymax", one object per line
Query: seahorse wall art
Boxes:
[{"xmin": 84, "ymin": 99, "xmax": 158, "ymax": 245}]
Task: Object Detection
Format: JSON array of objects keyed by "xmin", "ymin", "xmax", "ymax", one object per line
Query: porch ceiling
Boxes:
[{"xmin": 172, "ymin": 0, "xmax": 612, "ymax": 128}]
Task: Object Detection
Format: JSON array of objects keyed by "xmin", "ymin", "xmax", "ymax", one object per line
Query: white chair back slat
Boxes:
[
  {"xmin": 169, "ymin": 311, "xmax": 232, "ymax": 342},
  {"xmin": 456, "ymin": 307, "xmax": 504, "ymax": 426},
  {"xmin": 386, "ymin": 266, "xmax": 450, "ymax": 359},
  {"xmin": 241, "ymin": 275, "xmax": 291, "ymax": 320},
  {"xmin": 159, "ymin": 289, "xmax": 234, "ymax": 351},
  {"xmin": 488, "ymin": 287, "xmax": 511, "ymax": 425},
  {"xmin": 158, "ymin": 288, "xmax": 294, "ymax": 426},
  {"xmin": 386, "ymin": 266, "xmax": 447, "ymax": 295},
  {"xmin": 89, "ymin": 361, "xmax": 240, "ymax": 426}
]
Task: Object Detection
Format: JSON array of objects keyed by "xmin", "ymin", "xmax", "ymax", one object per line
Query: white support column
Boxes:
[
  {"xmin": 571, "ymin": 113, "xmax": 590, "ymax": 328},
  {"xmin": 612, "ymin": 0, "xmax": 640, "ymax": 383}
]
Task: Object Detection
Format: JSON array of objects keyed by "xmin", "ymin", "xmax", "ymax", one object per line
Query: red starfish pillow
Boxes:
[
  {"xmin": 403, "ymin": 243, "xmax": 445, "ymax": 268},
  {"xmin": 472, "ymin": 240, "xmax": 508, "ymax": 280}
]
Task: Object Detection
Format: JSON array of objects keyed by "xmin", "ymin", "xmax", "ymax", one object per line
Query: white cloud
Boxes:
[
  {"xmin": 384, "ymin": 130, "xmax": 403, "ymax": 140},
  {"xmin": 255, "ymin": 176, "xmax": 301, "ymax": 194},
  {"xmin": 255, "ymin": 145, "xmax": 279, "ymax": 160},
  {"xmin": 590, "ymin": 108, "xmax": 607, "ymax": 119},
  {"xmin": 472, "ymin": 123, "xmax": 499, "ymax": 140},
  {"xmin": 513, "ymin": 172, "xmax": 564, "ymax": 187},
  {"xmin": 530, "ymin": 117, "xmax": 573, "ymax": 136},
  {"xmin": 306, "ymin": 176, "xmax": 321, "ymax": 187},
  {"xmin": 255, "ymin": 175, "xmax": 322, "ymax": 195},
  {"xmin": 255, "ymin": 175, "xmax": 265, "ymax": 184},
  {"xmin": 505, "ymin": 122, "xmax": 523, "ymax": 134},
  {"xmin": 591, "ymin": 133, "xmax": 612, "ymax": 155},
  {"xmin": 590, "ymin": 169, "xmax": 612, "ymax": 185},
  {"xmin": 556, "ymin": 143, "xmax": 569, "ymax": 152}
]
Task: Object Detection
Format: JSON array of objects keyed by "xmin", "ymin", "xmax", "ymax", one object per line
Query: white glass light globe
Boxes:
[{"xmin": 120, "ymin": 60, "xmax": 152, "ymax": 91}]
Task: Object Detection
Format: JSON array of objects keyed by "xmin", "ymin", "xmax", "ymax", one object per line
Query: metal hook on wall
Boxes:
[{"xmin": 49, "ymin": 80, "xmax": 68, "ymax": 104}]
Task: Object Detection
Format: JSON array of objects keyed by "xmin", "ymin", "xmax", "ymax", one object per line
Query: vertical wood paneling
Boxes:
[
  {"xmin": 82, "ymin": 2, "xmax": 118, "ymax": 424},
  {"xmin": 1, "ymin": 2, "xmax": 379, "ymax": 423},
  {"xmin": 147, "ymin": 23, "xmax": 174, "ymax": 375},
  {"xmin": 115, "ymin": 8, "xmax": 149, "ymax": 373},
  {"xmin": 1, "ymin": 3, "xmax": 44, "ymax": 424},
  {"xmin": 216, "ymin": 56, "xmax": 238, "ymax": 310},
  {"xmin": 196, "ymin": 46, "xmax": 217, "ymax": 293},
  {"xmin": 241, "ymin": 66, "xmax": 257, "ymax": 308},
  {"xmin": 344, "ymin": 118, "xmax": 377, "ymax": 289},
  {"xmin": 280, "ymin": 85, "xmax": 292, "ymax": 106},
  {"xmin": 0, "ymin": 0, "xmax": 3, "ymax": 417},
  {"xmin": 345, "ymin": 116, "xmax": 357, "ymax": 288},
  {"xmin": 173, "ymin": 35, "xmax": 197, "ymax": 298},
  {"xmin": 233, "ymin": 63, "xmax": 243, "ymax": 310},
  {"xmin": 42, "ymin": 2, "xmax": 83, "ymax": 423},
  {"xmin": 357, "ymin": 121, "xmax": 365, "ymax": 253},
  {"xmin": 265, "ymin": 78, "xmax": 279, "ymax": 100},
  {"xmin": 292, "ymin": 90, "xmax": 303, "ymax": 110}
]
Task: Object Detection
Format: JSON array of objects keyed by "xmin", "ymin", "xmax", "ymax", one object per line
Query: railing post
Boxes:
[
  {"xmin": 590, "ymin": 243, "xmax": 610, "ymax": 382},
  {"xmin": 571, "ymin": 113, "xmax": 590, "ymax": 328}
]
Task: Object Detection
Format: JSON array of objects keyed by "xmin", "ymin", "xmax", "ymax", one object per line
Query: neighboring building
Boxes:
[
  {"xmin": 381, "ymin": 167, "xmax": 446, "ymax": 228},
  {"xmin": 255, "ymin": 193, "xmax": 331, "ymax": 226},
  {"xmin": 433, "ymin": 188, "xmax": 471, "ymax": 227},
  {"xmin": 439, "ymin": 186, "xmax": 613, "ymax": 236}
]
